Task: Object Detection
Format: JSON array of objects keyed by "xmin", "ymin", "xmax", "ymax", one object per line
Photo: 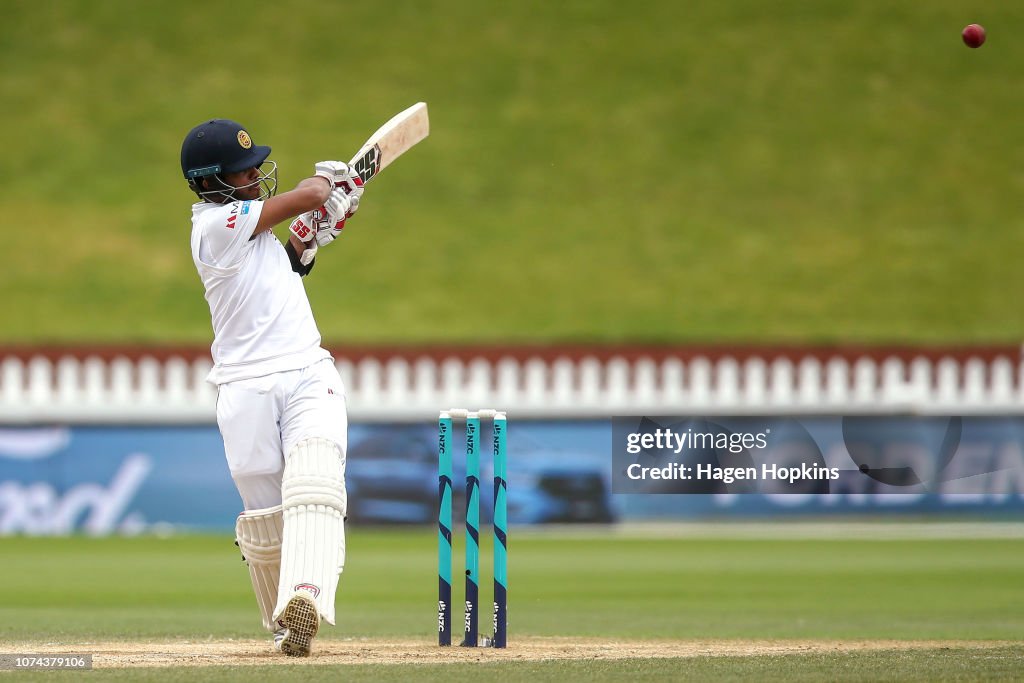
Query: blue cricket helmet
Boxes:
[{"xmin": 180, "ymin": 119, "xmax": 271, "ymax": 180}]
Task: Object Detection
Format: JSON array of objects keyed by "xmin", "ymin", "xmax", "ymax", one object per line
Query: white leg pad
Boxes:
[
  {"xmin": 274, "ymin": 437, "xmax": 347, "ymax": 626},
  {"xmin": 235, "ymin": 505, "xmax": 284, "ymax": 632}
]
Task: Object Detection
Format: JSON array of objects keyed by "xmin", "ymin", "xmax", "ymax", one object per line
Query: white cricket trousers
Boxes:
[{"xmin": 216, "ymin": 359, "xmax": 348, "ymax": 510}]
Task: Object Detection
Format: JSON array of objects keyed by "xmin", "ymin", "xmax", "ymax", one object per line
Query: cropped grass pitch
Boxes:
[
  {"xmin": 0, "ymin": 530, "xmax": 1021, "ymax": 679},
  {"xmin": 1, "ymin": 1, "xmax": 1023, "ymax": 344}
]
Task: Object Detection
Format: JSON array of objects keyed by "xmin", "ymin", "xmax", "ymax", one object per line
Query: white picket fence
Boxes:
[{"xmin": 1, "ymin": 349, "xmax": 1022, "ymax": 423}]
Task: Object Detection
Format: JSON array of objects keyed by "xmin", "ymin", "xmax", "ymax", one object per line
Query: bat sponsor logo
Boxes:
[{"xmin": 352, "ymin": 144, "xmax": 382, "ymax": 183}]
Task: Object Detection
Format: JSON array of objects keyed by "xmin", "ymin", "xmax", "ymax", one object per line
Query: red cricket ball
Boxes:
[{"xmin": 962, "ymin": 23, "xmax": 986, "ymax": 49}]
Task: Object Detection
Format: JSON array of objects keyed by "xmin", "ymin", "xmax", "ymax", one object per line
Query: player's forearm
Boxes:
[
  {"xmin": 284, "ymin": 231, "xmax": 316, "ymax": 277},
  {"xmin": 288, "ymin": 231, "xmax": 309, "ymax": 257},
  {"xmin": 276, "ymin": 176, "xmax": 333, "ymax": 219},
  {"xmin": 295, "ymin": 176, "xmax": 333, "ymax": 208},
  {"xmin": 255, "ymin": 176, "xmax": 332, "ymax": 233}
]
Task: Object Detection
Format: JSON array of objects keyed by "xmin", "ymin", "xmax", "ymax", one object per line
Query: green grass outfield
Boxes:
[
  {"xmin": 0, "ymin": 529, "xmax": 1021, "ymax": 680},
  {"xmin": 3, "ymin": 2, "xmax": 1024, "ymax": 345}
]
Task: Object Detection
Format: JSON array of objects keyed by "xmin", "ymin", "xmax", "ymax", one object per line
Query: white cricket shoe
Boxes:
[{"xmin": 276, "ymin": 592, "xmax": 320, "ymax": 657}]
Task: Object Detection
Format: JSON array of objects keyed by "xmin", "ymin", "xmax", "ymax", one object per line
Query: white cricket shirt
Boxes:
[{"xmin": 189, "ymin": 200, "xmax": 330, "ymax": 384}]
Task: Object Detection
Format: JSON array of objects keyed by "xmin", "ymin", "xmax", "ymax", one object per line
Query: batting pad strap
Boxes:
[
  {"xmin": 236, "ymin": 504, "xmax": 284, "ymax": 560},
  {"xmin": 281, "ymin": 480, "xmax": 346, "ymax": 510},
  {"xmin": 236, "ymin": 505, "xmax": 284, "ymax": 632},
  {"xmin": 281, "ymin": 446, "xmax": 347, "ymax": 512},
  {"xmin": 276, "ymin": 438, "xmax": 347, "ymax": 626}
]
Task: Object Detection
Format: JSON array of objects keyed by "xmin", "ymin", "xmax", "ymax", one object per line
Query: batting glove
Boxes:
[
  {"xmin": 288, "ymin": 212, "xmax": 317, "ymax": 244},
  {"xmin": 313, "ymin": 188, "xmax": 354, "ymax": 246},
  {"xmin": 313, "ymin": 160, "xmax": 355, "ymax": 189},
  {"xmin": 286, "ymin": 212, "xmax": 319, "ymax": 266},
  {"xmin": 336, "ymin": 167, "xmax": 364, "ymax": 217}
]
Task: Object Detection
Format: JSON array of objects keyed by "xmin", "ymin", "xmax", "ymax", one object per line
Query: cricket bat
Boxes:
[{"xmin": 348, "ymin": 102, "xmax": 430, "ymax": 184}]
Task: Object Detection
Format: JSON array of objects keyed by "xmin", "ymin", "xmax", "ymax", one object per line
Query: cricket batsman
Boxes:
[{"xmin": 181, "ymin": 119, "xmax": 363, "ymax": 656}]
